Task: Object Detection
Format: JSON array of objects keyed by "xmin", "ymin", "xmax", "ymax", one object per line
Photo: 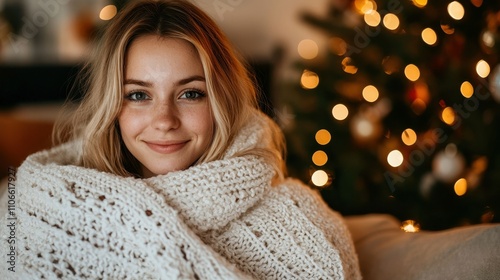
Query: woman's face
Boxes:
[{"xmin": 119, "ymin": 35, "xmax": 214, "ymax": 178}]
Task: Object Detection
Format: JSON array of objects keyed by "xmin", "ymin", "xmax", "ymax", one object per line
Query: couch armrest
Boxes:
[{"xmin": 344, "ymin": 214, "xmax": 500, "ymax": 280}]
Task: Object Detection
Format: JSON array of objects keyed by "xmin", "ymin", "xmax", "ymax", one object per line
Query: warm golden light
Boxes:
[
  {"xmin": 364, "ymin": 10, "xmax": 381, "ymax": 27},
  {"xmin": 311, "ymin": 170, "xmax": 329, "ymax": 187},
  {"xmin": 361, "ymin": 0, "xmax": 375, "ymax": 14},
  {"xmin": 404, "ymin": 64, "xmax": 420, "ymax": 81},
  {"xmin": 412, "ymin": 0, "xmax": 427, "ymax": 8},
  {"xmin": 441, "ymin": 107, "xmax": 456, "ymax": 125},
  {"xmin": 330, "ymin": 37, "xmax": 347, "ymax": 56},
  {"xmin": 312, "ymin": 150, "xmax": 328, "ymax": 166},
  {"xmin": 448, "ymin": 1, "xmax": 465, "ymax": 20},
  {"xmin": 315, "ymin": 129, "xmax": 332, "ymax": 145},
  {"xmin": 471, "ymin": 0, "xmax": 483, "ymax": 8},
  {"xmin": 383, "ymin": 13, "xmax": 400, "ymax": 30},
  {"xmin": 387, "ymin": 150, "xmax": 404, "ymax": 167},
  {"xmin": 402, "ymin": 129, "xmax": 417, "ymax": 146},
  {"xmin": 362, "ymin": 85, "xmax": 379, "ymax": 102},
  {"xmin": 476, "ymin": 60, "xmax": 490, "ymax": 78},
  {"xmin": 421, "ymin": 28, "xmax": 437, "ymax": 45},
  {"xmin": 100, "ymin": 5, "xmax": 117, "ymax": 21},
  {"xmin": 414, "ymin": 82, "xmax": 431, "ymax": 104},
  {"xmin": 354, "ymin": 0, "xmax": 377, "ymax": 14},
  {"xmin": 298, "ymin": 39, "xmax": 319, "ymax": 60},
  {"xmin": 354, "ymin": 0, "xmax": 367, "ymax": 13},
  {"xmin": 441, "ymin": 24, "xmax": 455, "ymax": 34},
  {"xmin": 411, "ymin": 99, "xmax": 427, "ymax": 115},
  {"xmin": 460, "ymin": 81, "xmax": 474, "ymax": 98},
  {"xmin": 332, "ymin": 104, "xmax": 349, "ymax": 121},
  {"xmin": 454, "ymin": 178, "xmax": 467, "ymax": 196},
  {"xmin": 401, "ymin": 220, "xmax": 420, "ymax": 233},
  {"xmin": 342, "ymin": 57, "xmax": 358, "ymax": 74},
  {"xmin": 300, "ymin": 70, "xmax": 320, "ymax": 89}
]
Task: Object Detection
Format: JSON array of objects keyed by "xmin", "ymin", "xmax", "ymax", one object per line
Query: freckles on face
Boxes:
[{"xmin": 118, "ymin": 35, "xmax": 214, "ymax": 178}]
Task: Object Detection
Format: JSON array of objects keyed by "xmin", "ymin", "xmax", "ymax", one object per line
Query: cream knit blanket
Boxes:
[{"xmin": 0, "ymin": 112, "xmax": 361, "ymax": 279}]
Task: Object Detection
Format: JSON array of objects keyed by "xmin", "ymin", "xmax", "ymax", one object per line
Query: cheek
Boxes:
[
  {"xmin": 192, "ymin": 108, "xmax": 214, "ymax": 141},
  {"xmin": 118, "ymin": 108, "xmax": 143, "ymax": 140}
]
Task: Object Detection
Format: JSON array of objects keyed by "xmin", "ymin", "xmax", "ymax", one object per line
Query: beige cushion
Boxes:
[{"xmin": 344, "ymin": 214, "xmax": 500, "ymax": 280}]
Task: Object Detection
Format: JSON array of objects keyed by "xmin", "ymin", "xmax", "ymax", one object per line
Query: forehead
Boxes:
[{"xmin": 124, "ymin": 35, "xmax": 204, "ymax": 79}]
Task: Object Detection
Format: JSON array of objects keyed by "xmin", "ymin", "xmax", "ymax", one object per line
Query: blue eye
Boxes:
[
  {"xmin": 180, "ymin": 89, "xmax": 206, "ymax": 100},
  {"xmin": 126, "ymin": 91, "xmax": 150, "ymax": 101}
]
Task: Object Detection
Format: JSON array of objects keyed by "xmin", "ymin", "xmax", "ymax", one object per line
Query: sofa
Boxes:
[
  {"xmin": 345, "ymin": 214, "xmax": 499, "ymax": 279},
  {"xmin": 1, "ymin": 103, "xmax": 499, "ymax": 279}
]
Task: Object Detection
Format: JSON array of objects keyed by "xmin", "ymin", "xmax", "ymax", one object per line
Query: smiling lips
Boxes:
[{"xmin": 145, "ymin": 141, "xmax": 189, "ymax": 154}]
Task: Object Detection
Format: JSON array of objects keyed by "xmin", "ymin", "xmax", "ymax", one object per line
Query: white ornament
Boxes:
[
  {"xmin": 489, "ymin": 64, "xmax": 500, "ymax": 103},
  {"xmin": 432, "ymin": 144, "xmax": 465, "ymax": 183}
]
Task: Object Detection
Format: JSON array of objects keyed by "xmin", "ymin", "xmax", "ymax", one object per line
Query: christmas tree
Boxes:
[{"xmin": 282, "ymin": 0, "xmax": 500, "ymax": 230}]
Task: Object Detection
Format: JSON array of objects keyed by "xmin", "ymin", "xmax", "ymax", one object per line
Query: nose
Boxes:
[{"xmin": 151, "ymin": 102, "xmax": 180, "ymax": 131}]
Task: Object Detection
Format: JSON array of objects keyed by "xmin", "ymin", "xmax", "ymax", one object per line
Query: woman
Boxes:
[{"xmin": 1, "ymin": 0, "xmax": 361, "ymax": 279}]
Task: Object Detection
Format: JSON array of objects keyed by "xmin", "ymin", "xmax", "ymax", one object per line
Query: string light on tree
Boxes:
[
  {"xmin": 300, "ymin": 70, "xmax": 319, "ymax": 89},
  {"xmin": 342, "ymin": 57, "xmax": 358, "ymax": 74},
  {"xmin": 404, "ymin": 64, "xmax": 421, "ymax": 81},
  {"xmin": 471, "ymin": 0, "xmax": 483, "ymax": 8},
  {"xmin": 454, "ymin": 178, "xmax": 467, "ymax": 196},
  {"xmin": 362, "ymin": 85, "xmax": 379, "ymax": 102},
  {"xmin": 448, "ymin": 1, "xmax": 465, "ymax": 20},
  {"xmin": 298, "ymin": 39, "xmax": 319, "ymax": 60},
  {"xmin": 476, "ymin": 60, "xmax": 490, "ymax": 78},
  {"xmin": 332, "ymin": 104, "xmax": 349, "ymax": 121},
  {"xmin": 441, "ymin": 107, "xmax": 456, "ymax": 125},
  {"xmin": 387, "ymin": 150, "xmax": 404, "ymax": 167},
  {"xmin": 401, "ymin": 220, "xmax": 420, "ymax": 232},
  {"xmin": 311, "ymin": 170, "xmax": 329, "ymax": 187},
  {"xmin": 285, "ymin": 0, "xmax": 500, "ymax": 230},
  {"xmin": 441, "ymin": 23, "xmax": 455, "ymax": 34},
  {"xmin": 412, "ymin": 0, "xmax": 427, "ymax": 8},
  {"xmin": 315, "ymin": 129, "xmax": 332, "ymax": 145},
  {"xmin": 312, "ymin": 150, "xmax": 328, "ymax": 166},
  {"xmin": 402, "ymin": 129, "xmax": 417, "ymax": 146},
  {"xmin": 421, "ymin": 28, "xmax": 437, "ymax": 45},
  {"xmin": 408, "ymin": 82, "xmax": 430, "ymax": 115},
  {"xmin": 364, "ymin": 10, "xmax": 381, "ymax": 27},
  {"xmin": 460, "ymin": 81, "xmax": 474, "ymax": 98},
  {"xmin": 383, "ymin": 13, "xmax": 400, "ymax": 30},
  {"xmin": 100, "ymin": 5, "xmax": 117, "ymax": 21},
  {"xmin": 354, "ymin": 0, "xmax": 377, "ymax": 14}
]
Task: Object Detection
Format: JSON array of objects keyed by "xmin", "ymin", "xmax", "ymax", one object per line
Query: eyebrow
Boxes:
[{"xmin": 123, "ymin": 75, "xmax": 205, "ymax": 87}]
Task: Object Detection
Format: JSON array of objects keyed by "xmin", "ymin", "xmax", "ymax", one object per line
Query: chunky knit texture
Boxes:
[{"xmin": 1, "ymin": 112, "xmax": 361, "ymax": 279}]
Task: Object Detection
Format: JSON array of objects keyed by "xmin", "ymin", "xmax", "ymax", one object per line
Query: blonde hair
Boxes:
[{"xmin": 55, "ymin": 0, "xmax": 285, "ymax": 179}]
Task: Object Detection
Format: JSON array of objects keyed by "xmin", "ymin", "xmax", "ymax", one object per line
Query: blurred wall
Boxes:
[
  {"xmin": 0, "ymin": 0, "xmax": 112, "ymax": 63},
  {"xmin": 197, "ymin": 0, "xmax": 329, "ymax": 80},
  {"xmin": 0, "ymin": 0, "xmax": 330, "ymax": 110},
  {"xmin": 1, "ymin": 0, "xmax": 328, "ymax": 71}
]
